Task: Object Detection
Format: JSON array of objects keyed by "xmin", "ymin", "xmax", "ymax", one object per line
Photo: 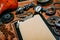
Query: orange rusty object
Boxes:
[{"xmin": 0, "ymin": 0, "xmax": 18, "ymax": 14}]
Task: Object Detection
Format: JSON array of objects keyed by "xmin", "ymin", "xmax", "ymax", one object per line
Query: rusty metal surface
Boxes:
[
  {"xmin": 0, "ymin": 0, "xmax": 60, "ymax": 40},
  {"xmin": 0, "ymin": 0, "xmax": 36, "ymax": 40}
]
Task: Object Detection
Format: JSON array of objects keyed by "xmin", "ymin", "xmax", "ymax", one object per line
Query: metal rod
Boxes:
[{"xmin": 14, "ymin": 21, "xmax": 23, "ymax": 40}]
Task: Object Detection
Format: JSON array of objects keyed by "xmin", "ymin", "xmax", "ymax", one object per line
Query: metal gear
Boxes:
[
  {"xmin": 47, "ymin": 16, "xmax": 59, "ymax": 26},
  {"xmin": 1, "ymin": 13, "xmax": 14, "ymax": 23}
]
